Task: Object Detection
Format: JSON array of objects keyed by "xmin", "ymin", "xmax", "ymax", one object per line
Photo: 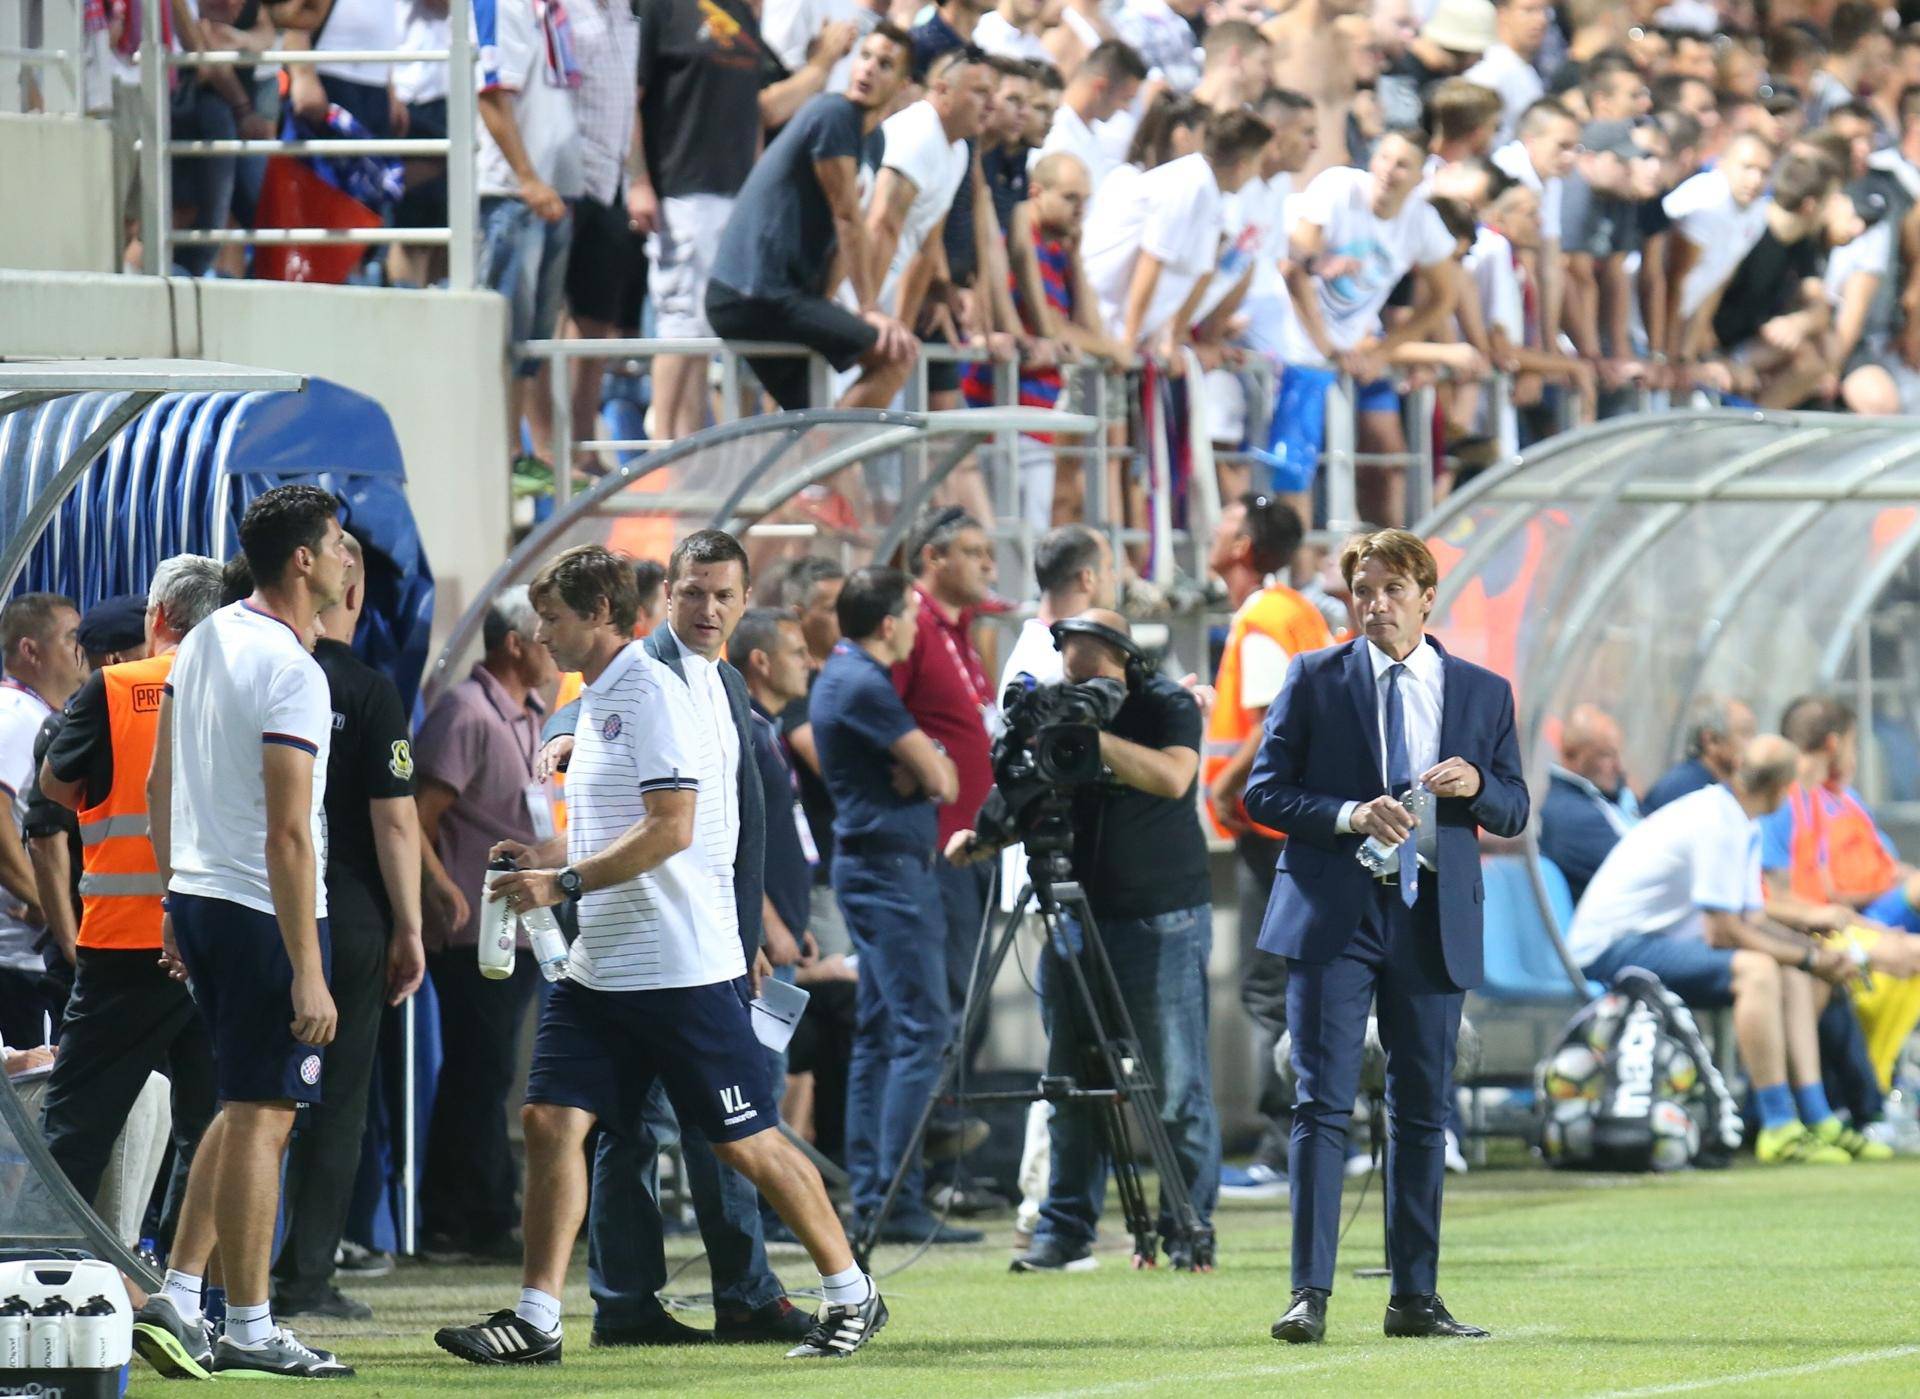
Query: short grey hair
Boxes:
[
  {"xmin": 148, "ymin": 554, "xmax": 224, "ymax": 635},
  {"xmin": 484, "ymin": 585, "xmax": 539, "ymax": 652}
]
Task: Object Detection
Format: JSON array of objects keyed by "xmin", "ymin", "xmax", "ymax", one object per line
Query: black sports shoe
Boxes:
[
  {"xmin": 435, "ymin": 1308, "xmax": 563, "ymax": 1366},
  {"xmin": 1010, "ymin": 1238, "xmax": 1098, "ymax": 1273},
  {"xmin": 785, "ymin": 1285, "xmax": 888, "ymax": 1359}
]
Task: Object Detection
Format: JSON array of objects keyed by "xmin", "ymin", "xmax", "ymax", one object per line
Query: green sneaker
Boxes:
[
  {"xmin": 1756, "ymin": 1121, "xmax": 1852, "ymax": 1165},
  {"xmin": 1813, "ymin": 1117, "xmax": 1895, "ymax": 1161}
]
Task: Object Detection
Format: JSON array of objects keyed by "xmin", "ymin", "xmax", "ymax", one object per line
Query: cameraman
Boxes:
[{"xmin": 947, "ymin": 610, "xmax": 1220, "ymax": 1274}]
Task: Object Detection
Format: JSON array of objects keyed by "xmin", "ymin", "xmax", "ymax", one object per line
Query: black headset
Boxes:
[{"xmin": 1050, "ymin": 617, "xmax": 1150, "ymax": 692}]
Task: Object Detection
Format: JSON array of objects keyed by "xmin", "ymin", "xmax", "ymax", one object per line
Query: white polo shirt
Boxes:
[
  {"xmin": 0, "ymin": 681, "xmax": 53, "ymax": 969},
  {"xmin": 166, "ymin": 603, "xmax": 332, "ymax": 919},
  {"xmin": 1565, "ymin": 783, "xmax": 1762, "ymax": 967},
  {"xmin": 566, "ymin": 642, "xmax": 743, "ymax": 991}
]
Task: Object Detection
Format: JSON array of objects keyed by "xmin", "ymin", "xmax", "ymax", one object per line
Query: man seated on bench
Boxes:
[{"xmin": 1565, "ymin": 735, "xmax": 1877, "ymax": 1165}]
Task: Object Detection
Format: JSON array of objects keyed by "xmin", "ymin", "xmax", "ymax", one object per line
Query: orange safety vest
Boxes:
[
  {"xmin": 1203, "ymin": 584, "xmax": 1334, "ymax": 841},
  {"xmin": 76, "ymin": 653, "xmax": 173, "ymax": 951}
]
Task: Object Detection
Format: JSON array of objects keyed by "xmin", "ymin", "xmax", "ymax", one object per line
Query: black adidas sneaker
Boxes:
[
  {"xmin": 435, "ymin": 1308, "xmax": 563, "ymax": 1366},
  {"xmin": 785, "ymin": 1286, "xmax": 888, "ymax": 1359}
]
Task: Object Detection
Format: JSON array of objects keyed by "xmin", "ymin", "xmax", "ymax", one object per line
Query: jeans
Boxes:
[
  {"xmin": 834, "ymin": 849, "xmax": 949, "ymax": 1219},
  {"xmin": 478, "ymin": 196, "xmax": 574, "ymax": 375},
  {"xmin": 586, "ymin": 1081, "xmax": 783, "ymax": 1327},
  {"xmin": 1035, "ymin": 903, "xmax": 1220, "ymax": 1249}
]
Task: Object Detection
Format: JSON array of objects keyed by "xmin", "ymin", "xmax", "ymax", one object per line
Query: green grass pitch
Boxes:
[{"xmin": 139, "ymin": 1159, "xmax": 1920, "ymax": 1396}]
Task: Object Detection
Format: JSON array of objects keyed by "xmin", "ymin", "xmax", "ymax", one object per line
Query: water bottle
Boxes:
[
  {"xmin": 520, "ymin": 900, "xmax": 570, "ymax": 982},
  {"xmin": 477, "ymin": 855, "xmax": 517, "ymax": 980},
  {"xmin": 0, "ymin": 1295, "xmax": 29, "ymax": 1368},
  {"xmin": 1355, "ymin": 784, "xmax": 1433, "ymax": 875},
  {"xmin": 68, "ymin": 1295, "xmax": 114, "ymax": 1369},
  {"xmin": 29, "ymin": 1295, "xmax": 71, "ymax": 1368}
]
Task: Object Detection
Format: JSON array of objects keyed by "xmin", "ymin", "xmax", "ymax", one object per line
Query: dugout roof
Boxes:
[{"xmin": 1423, "ymin": 409, "xmax": 1920, "ymax": 982}]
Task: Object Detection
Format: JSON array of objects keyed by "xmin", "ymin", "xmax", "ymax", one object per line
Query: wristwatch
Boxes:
[{"xmin": 557, "ymin": 867, "xmax": 584, "ymax": 901}]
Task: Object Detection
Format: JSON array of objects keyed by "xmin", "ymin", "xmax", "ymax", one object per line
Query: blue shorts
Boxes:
[
  {"xmin": 1265, "ymin": 367, "xmax": 1403, "ymax": 494},
  {"xmin": 525, "ymin": 977, "xmax": 777, "ymax": 1144},
  {"xmin": 1865, "ymin": 886, "xmax": 1920, "ymax": 931},
  {"xmin": 1583, "ymin": 933, "xmax": 1735, "ymax": 1008},
  {"xmin": 170, "ymin": 891, "xmax": 332, "ymax": 1105}
]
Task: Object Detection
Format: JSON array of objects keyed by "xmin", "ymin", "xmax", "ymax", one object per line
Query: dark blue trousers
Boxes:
[
  {"xmin": 585, "ymin": 1081, "xmax": 784, "ymax": 1327},
  {"xmin": 1286, "ymin": 879, "xmax": 1461, "ymax": 1295}
]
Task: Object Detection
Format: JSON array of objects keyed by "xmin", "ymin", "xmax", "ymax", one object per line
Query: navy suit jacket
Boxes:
[
  {"xmin": 1243, "ymin": 635, "xmax": 1529, "ymax": 990},
  {"xmin": 544, "ymin": 626, "xmax": 767, "ymax": 963}
]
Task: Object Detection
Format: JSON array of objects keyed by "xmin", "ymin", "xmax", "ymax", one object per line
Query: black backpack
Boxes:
[{"xmin": 1535, "ymin": 966, "xmax": 1743, "ymax": 1171}]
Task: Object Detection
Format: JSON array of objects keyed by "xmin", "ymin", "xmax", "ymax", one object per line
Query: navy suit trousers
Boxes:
[{"xmin": 1286, "ymin": 878, "xmax": 1461, "ymax": 1295}]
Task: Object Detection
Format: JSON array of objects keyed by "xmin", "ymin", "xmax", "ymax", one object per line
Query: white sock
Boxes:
[
  {"xmin": 226, "ymin": 1301, "xmax": 273, "ymax": 1347},
  {"xmin": 161, "ymin": 1270, "xmax": 203, "ymax": 1321},
  {"xmin": 820, "ymin": 1266, "xmax": 871, "ymax": 1308},
  {"xmin": 515, "ymin": 1288, "xmax": 562, "ymax": 1335}
]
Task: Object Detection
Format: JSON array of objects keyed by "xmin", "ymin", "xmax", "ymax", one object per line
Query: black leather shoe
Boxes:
[
  {"xmin": 1270, "ymin": 1287, "xmax": 1328, "ymax": 1344},
  {"xmin": 1384, "ymin": 1294, "xmax": 1489, "ymax": 1339}
]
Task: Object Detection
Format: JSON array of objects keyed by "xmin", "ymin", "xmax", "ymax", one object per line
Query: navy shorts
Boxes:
[
  {"xmin": 1583, "ymin": 933, "xmax": 1735, "ymax": 1008},
  {"xmin": 525, "ymin": 977, "xmax": 777, "ymax": 1144},
  {"xmin": 170, "ymin": 891, "xmax": 332, "ymax": 1105}
]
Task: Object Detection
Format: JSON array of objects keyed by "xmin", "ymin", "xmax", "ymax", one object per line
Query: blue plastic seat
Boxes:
[{"xmin": 1480, "ymin": 853, "xmax": 1600, "ymax": 1001}]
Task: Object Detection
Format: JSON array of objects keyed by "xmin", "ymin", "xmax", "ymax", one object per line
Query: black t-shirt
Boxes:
[
  {"xmin": 1712, "ymin": 227, "xmax": 1823, "ymax": 351},
  {"xmin": 984, "ymin": 142, "xmax": 1029, "ymax": 232},
  {"xmin": 942, "ymin": 140, "xmax": 981, "ymax": 287},
  {"xmin": 43, "ymin": 671, "xmax": 113, "ymax": 804},
  {"xmin": 1069, "ymin": 675, "xmax": 1209, "ymax": 920},
  {"xmin": 780, "ymin": 679, "xmax": 836, "ymax": 885},
  {"xmin": 752, "ymin": 703, "xmax": 812, "ymax": 936},
  {"xmin": 24, "ymin": 712, "xmax": 80, "ymax": 914},
  {"xmin": 637, "ymin": 0, "xmax": 786, "ymax": 198},
  {"xmin": 313, "ymin": 639, "xmax": 416, "ymax": 917},
  {"xmin": 712, "ymin": 93, "xmax": 867, "ymax": 299}
]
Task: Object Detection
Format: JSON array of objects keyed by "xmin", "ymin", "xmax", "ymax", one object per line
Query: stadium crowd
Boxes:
[{"xmin": 49, "ymin": 0, "xmax": 1920, "ymax": 525}]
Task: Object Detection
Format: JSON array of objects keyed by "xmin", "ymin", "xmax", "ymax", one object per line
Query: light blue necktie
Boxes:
[{"xmin": 1383, "ymin": 662, "xmax": 1417, "ymax": 907}]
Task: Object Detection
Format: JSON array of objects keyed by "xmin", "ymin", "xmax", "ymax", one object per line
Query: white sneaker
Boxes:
[{"xmin": 1444, "ymin": 1129, "xmax": 1470, "ymax": 1175}]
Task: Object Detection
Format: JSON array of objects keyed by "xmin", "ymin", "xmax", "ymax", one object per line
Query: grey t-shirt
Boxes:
[
  {"xmin": 1559, "ymin": 174, "xmax": 1639, "ymax": 261},
  {"xmin": 711, "ymin": 93, "xmax": 866, "ymax": 300}
]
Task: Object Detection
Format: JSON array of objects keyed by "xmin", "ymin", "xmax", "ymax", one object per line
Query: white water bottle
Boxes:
[
  {"xmin": 0, "ymin": 1295, "xmax": 28, "ymax": 1368},
  {"xmin": 520, "ymin": 901, "xmax": 570, "ymax": 982},
  {"xmin": 29, "ymin": 1295, "xmax": 70, "ymax": 1368},
  {"xmin": 68, "ymin": 1295, "xmax": 114, "ymax": 1369},
  {"xmin": 477, "ymin": 855, "xmax": 517, "ymax": 980}
]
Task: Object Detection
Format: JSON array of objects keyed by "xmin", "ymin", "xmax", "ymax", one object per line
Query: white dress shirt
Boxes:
[{"xmin": 1337, "ymin": 636, "xmax": 1445, "ymax": 864}]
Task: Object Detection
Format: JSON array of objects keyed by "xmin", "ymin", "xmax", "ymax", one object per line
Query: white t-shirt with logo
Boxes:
[
  {"xmin": 166, "ymin": 603, "xmax": 332, "ymax": 920},
  {"xmin": 566, "ymin": 642, "xmax": 744, "ymax": 991},
  {"xmin": 1662, "ymin": 170, "xmax": 1770, "ymax": 316},
  {"xmin": 1564, "ymin": 783, "xmax": 1761, "ymax": 967},
  {"xmin": 0, "ymin": 683, "xmax": 52, "ymax": 970},
  {"xmin": 1275, "ymin": 165, "xmax": 1455, "ymax": 365},
  {"xmin": 1083, "ymin": 152, "xmax": 1225, "ymax": 345},
  {"xmin": 877, "ymin": 99, "xmax": 970, "ymax": 313}
]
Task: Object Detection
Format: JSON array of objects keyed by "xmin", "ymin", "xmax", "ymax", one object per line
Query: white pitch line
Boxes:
[{"xmin": 1585, "ymin": 1343, "xmax": 1920, "ymax": 1398}]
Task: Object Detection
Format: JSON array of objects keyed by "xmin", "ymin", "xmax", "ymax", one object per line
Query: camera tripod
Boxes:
[{"xmin": 852, "ymin": 815, "xmax": 1213, "ymax": 1272}]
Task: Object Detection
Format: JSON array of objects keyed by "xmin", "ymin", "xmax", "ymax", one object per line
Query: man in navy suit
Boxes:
[{"xmin": 1245, "ymin": 529, "xmax": 1528, "ymax": 1345}]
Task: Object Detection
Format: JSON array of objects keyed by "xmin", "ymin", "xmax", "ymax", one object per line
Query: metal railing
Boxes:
[
  {"xmin": 2, "ymin": 0, "xmax": 86, "ymax": 115},
  {"xmin": 139, "ymin": 0, "xmax": 475, "ymax": 286}
]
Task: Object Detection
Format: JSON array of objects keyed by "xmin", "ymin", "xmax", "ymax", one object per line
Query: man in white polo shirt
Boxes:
[
  {"xmin": 149, "ymin": 484, "xmax": 353, "ymax": 1379},
  {"xmin": 1566, "ymin": 734, "xmax": 1862, "ymax": 1166},
  {"xmin": 434, "ymin": 545, "xmax": 886, "ymax": 1368}
]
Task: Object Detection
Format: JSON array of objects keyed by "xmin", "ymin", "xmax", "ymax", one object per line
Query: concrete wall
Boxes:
[
  {"xmin": 0, "ymin": 270, "xmax": 512, "ymax": 635},
  {"xmin": 0, "ymin": 115, "xmax": 115, "ymax": 274}
]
